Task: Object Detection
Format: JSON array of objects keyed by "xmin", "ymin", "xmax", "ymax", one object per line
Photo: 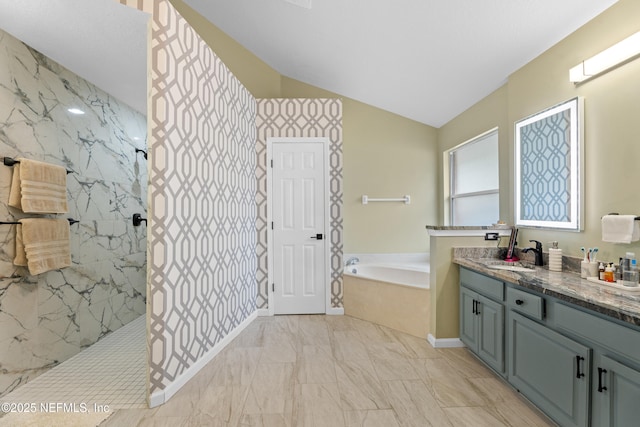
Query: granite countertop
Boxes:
[
  {"xmin": 454, "ymin": 256, "xmax": 640, "ymax": 328},
  {"xmin": 425, "ymin": 225, "xmax": 511, "ymax": 230}
]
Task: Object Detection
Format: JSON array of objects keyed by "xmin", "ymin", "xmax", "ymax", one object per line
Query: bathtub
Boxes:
[
  {"xmin": 342, "ymin": 254, "xmax": 430, "ymax": 338},
  {"xmin": 343, "ymin": 264, "xmax": 429, "ymax": 289}
]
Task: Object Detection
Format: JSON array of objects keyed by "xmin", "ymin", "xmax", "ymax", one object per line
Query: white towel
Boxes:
[
  {"xmin": 601, "ymin": 215, "xmax": 640, "ymax": 243},
  {"xmin": 14, "ymin": 218, "xmax": 71, "ymax": 275},
  {"xmin": 8, "ymin": 158, "xmax": 68, "ymax": 214}
]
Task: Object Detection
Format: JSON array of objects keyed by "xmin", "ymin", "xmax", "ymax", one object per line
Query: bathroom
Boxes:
[{"xmin": 0, "ymin": 0, "xmax": 639, "ymax": 425}]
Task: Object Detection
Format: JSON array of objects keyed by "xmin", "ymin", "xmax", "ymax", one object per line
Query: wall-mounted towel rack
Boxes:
[
  {"xmin": 135, "ymin": 148, "xmax": 147, "ymax": 160},
  {"xmin": 604, "ymin": 213, "xmax": 640, "ymax": 220},
  {"xmin": 3, "ymin": 157, "xmax": 74, "ymax": 174},
  {"xmin": 0, "ymin": 218, "xmax": 79, "ymax": 225},
  {"xmin": 362, "ymin": 195, "xmax": 411, "ymax": 205}
]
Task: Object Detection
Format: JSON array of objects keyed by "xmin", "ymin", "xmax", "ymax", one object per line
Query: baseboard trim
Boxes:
[
  {"xmin": 148, "ymin": 310, "xmax": 258, "ymax": 408},
  {"xmin": 326, "ymin": 307, "xmax": 344, "ymax": 315},
  {"xmin": 427, "ymin": 334, "xmax": 465, "ymax": 348},
  {"xmin": 257, "ymin": 308, "xmax": 270, "ymax": 317}
]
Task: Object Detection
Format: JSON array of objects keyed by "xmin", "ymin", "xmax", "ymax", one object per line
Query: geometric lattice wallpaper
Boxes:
[
  {"xmin": 519, "ymin": 109, "xmax": 571, "ymax": 221},
  {"xmin": 120, "ymin": 0, "xmax": 257, "ymax": 398},
  {"xmin": 256, "ymin": 99, "xmax": 343, "ymax": 309}
]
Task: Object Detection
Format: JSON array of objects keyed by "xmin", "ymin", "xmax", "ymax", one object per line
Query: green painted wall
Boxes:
[
  {"xmin": 439, "ymin": 0, "xmax": 640, "ymax": 264},
  {"xmin": 280, "ymin": 78, "xmax": 438, "ymax": 253}
]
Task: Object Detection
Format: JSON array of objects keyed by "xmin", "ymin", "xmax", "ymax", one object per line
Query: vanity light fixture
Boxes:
[
  {"xmin": 67, "ymin": 108, "xmax": 85, "ymax": 115},
  {"xmin": 570, "ymin": 31, "xmax": 640, "ymax": 83}
]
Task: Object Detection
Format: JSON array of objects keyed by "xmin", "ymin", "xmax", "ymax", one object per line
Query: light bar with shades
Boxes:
[{"xmin": 569, "ymin": 31, "xmax": 640, "ymax": 83}]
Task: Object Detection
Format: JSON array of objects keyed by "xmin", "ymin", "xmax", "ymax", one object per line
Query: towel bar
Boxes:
[
  {"xmin": 604, "ymin": 213, "xmax": 640, "ymax": 220},
  {"xmin": 3, "ymin": 157, "xmax": 74, "ymax": 174},
  {"xmin": 0, "ymin": 218, "xmax": 79, "ymax": 225},
  {"xmin": 361, "ymin": 195, "xmax": 411, "ymax": 205}
]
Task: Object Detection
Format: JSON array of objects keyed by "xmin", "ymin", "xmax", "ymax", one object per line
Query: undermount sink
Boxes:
[
  {"xmin": 487, "ymin": 264, "xmax": 534, "ymax": 272},
  {"xmin": 478, "ymin": 259, "xmax": 536, "ymax": 272}
]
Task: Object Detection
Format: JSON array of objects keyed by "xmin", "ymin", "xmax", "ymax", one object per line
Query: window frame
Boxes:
[{"xmin": 448, "ymin": 128, "xmax": 499, "ymax": 226}]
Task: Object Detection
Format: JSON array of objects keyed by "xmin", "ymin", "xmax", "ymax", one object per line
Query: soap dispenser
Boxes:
[{"xmin": 549, "ymin": 241, "xmax": 562, "ymax": 272}]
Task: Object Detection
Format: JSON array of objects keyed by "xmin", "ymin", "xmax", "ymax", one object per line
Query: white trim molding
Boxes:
[
  {"xmin": 427, "ymin": 334, "xmax": 465, "ymax": 348},
  {"xmin": 148, "ymin": 311, "xmax": 258, "ymax": 408}
]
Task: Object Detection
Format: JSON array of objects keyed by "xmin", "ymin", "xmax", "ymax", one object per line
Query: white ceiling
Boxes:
[{"xmin": 0, "ymin": 0, "xmax": 618, "ymax": 127}]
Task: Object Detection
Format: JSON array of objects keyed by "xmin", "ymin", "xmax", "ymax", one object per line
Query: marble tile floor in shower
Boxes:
[
  {"xmin": 1, "ymin": 313, "xmax": 146, "ymax": 425},
  {"xmin": 101, "ymin": 314, "xmax": 554, "ymax": 427}
]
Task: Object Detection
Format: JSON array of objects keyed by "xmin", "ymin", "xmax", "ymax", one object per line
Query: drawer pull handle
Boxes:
[
  {"xmin": 576, "ymin": 355, "xmax": 585, "ymax": 378},
  {"xmin": 515, "ymin": 299, "xmax": 524, "ymax": 305},
  {"xmin": 598, "ymin": 367, "xmax": 608, "ymax": 392},
  {"xmin": 472, "ymin": 300, "xmax": 476, "ymax": 315}
]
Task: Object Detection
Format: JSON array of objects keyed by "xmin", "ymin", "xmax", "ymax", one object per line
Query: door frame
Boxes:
[{"xmin": 266, "ymin": 137, "xmax": 331, "ymax": 316}]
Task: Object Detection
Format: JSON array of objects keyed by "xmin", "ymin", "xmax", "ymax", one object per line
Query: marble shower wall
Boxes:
[{"xmin": 0, "ymin": 28, "xmax": 147, "ymax": 398}]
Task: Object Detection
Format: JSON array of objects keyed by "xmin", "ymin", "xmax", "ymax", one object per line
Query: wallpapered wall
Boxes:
[
  {"xmin": 134, "ymin": 0, "xmax": 257, "ymax": 396},
  {"xmin": 0, "ymin": 27, "xmax": 147, "ymax": 398},
  {"xmin": 256, "ymin": 99, "xmax": 343, "ymax": 309},
  {"xmin": 119, "ymin": 0, "xmax": 342, "ymax": 402}
]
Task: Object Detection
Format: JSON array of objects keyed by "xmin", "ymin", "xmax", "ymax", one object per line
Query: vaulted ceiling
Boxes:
[{"xmin": 0, "ymin": 0, "xmax": 619, "ymax": 127}]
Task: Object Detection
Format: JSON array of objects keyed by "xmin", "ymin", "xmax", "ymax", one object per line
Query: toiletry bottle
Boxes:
[
  {"xmin": 604, "ymin": 263, "xmax": 615, "ymax": 283},
  {"xmin": 623, "ymin": 252, "xmax": 638, "ymax": 287},
  {"xmin": 549, "ymin": 241, "xmax": 562, "ymax": 272},
  {"xmin": 598, "ymin": 262, "xmax": 605, "ymax": 280},
  {"xmin": 618, "ymin": 257, "xmax": 624, "ymax": 282}
]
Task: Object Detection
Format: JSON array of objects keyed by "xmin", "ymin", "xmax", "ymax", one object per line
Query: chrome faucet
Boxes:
[
  {"xmin": 346, "ymin": 257, "xmax": 360, "ymax": 266},
  {"xmin": 522, "ymin": 240, "xmax": 544, "ymax": 266}
]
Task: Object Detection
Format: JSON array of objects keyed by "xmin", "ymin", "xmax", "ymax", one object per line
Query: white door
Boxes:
[{"xmin": 271, "ymin": 140, "xmax": 327, "ymax": 314}]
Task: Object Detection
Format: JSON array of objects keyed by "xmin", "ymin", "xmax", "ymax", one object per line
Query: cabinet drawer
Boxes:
[
  {"xmin": 507, "ymin": 287, "xmax": 544, "ymax": 320},
  {"xmin": 460, "ymin": 268, "xmax": 504, "ymax": 301},
  {"xmin": 555, "ymin": 303, "xmax": 640, "ymax": 367}
]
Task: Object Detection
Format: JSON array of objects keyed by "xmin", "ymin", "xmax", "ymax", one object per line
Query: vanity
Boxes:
[{"xmin": 454, "ymin": 256, "xmax": 640, "ymax": 427}]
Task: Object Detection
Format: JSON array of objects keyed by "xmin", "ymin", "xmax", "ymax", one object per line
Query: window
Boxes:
[{"xmin": 448, "ymin": 129, "xmax": 499, "ymax": 226}]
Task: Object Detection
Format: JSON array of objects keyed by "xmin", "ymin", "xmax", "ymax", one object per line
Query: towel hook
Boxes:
[
  {"xmin": 135, "ymin": 149, "xmax": 147, "ymax": 160},
  {"xmin": 132, "ymin": 213, "xmax": 147, "ymax": 227}
]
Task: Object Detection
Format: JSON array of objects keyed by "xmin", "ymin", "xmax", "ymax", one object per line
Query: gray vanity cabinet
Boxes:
[
  {"xmin": 554, "ymin": 302, "xmax": 640, "ymax": 427},
  {"xmin": 593, "ymin": 355, "xmax": 640, "ymax": 426},
  {"xmin": 508, "ymin": 311, "xmax": 591, "ymax": 427},
  {"xmin": 459, "ymin": 269, "xmax": 505, "ymax": 375},
  {"xmin": 459, "ymin": 265, "xmax": 640, "ymax": 427}
]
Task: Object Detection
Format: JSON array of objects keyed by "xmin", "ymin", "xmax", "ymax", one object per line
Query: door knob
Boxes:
[{"xmin": 310, "ymin": 233, "xmax": 323, "ymax": 240}]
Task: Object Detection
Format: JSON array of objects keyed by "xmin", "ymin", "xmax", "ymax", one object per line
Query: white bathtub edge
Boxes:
[
  {"xmin": 345, "ymin": 252, "xmax": 429, "ymax": 265},
  {"xmin": 343, "ymin": 264, "xmax": 430, "ymax": 290},
  {"xmin": 427, "ymin": 334, "xmax": 465, "ymax": 349}
]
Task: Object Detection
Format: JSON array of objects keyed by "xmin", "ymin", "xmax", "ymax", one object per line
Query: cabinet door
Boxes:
[
  {"xmin": 477, "ymin": 295, "xmax": 504, "ymax": 374},
  {"xmin": 460, "ymin": 286, "xmax": 478, "ymax": 351},
  {"xmin": 593, "ymin": 355, "xmax": 640, "ymax": 427},
  {"xmin": 509, "ymin": 312, "xmax": 590, "ymax": 427}
]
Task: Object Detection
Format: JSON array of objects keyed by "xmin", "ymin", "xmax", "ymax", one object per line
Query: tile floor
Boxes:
[
  {"xmin": 99, "ymin": 314, "xmax": 555, "ymax": 427},
  {"xmin": 2, "ymin": 314, "xmax": 146, "ymax": 411}
]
